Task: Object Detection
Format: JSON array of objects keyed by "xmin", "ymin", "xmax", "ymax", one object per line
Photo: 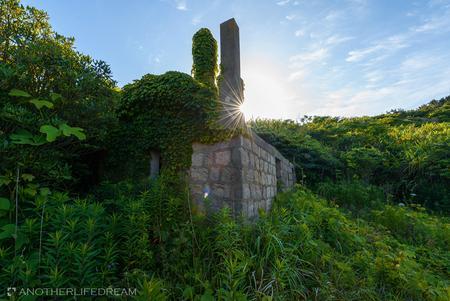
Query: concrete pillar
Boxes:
[{"xmin": 219, "ymin": 18, "xmax": 245, "ymax": 128}]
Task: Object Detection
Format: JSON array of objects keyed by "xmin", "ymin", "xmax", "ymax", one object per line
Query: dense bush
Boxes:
[
  {"xmin": 251, "ymin": 96, "xmax": 450, "ymax": 212},
  {"xmin": 251, "ymin": 119, "xmax": 342, "ymax": 185},
  {"xmin": 110, "ymin": 71, "xmax": 218, "ymax": 178},
  {"xmin": 192, "ymin": 28, "xmax": 219, "ymax": 91},
  {"xmin": 1, "ymin": 1, "xmax": 449, "ymax": 300},
  {"xmin": 0, "ymin": 0, "xmax": 118, "ymax": 192},
  {"xmin": 2, "ymin": 182, "xmax": 448, "ymax": 300},
  {"xmin": 317, "ymin": 180, "xmax": 385, "ymax": 213}
]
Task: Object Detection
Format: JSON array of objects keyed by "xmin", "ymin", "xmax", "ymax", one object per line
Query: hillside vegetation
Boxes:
[
  {"xmin": 0, "ymin": 1, "xmax": 449, "ymax": 300},
  {"xmin": 251, "ymin": 98, "xmax": 450, "ymax": 213}
]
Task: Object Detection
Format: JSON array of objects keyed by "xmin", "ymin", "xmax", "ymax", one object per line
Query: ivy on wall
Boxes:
[
  {"xmin": 109, "ymin": 28, "xmax": 244, "ymax": 179},
  {"xmin": 192, "ymin": 28, "xmax": 218, "ymax": 92},
  {"xmin": 114, "ymin": 71, "xmax": 217, "ymax": 175}
]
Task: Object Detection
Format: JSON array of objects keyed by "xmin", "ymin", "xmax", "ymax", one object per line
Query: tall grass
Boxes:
[{"xmin": 2, "ymin": 179, "xmax": 448, "ymax": 300}]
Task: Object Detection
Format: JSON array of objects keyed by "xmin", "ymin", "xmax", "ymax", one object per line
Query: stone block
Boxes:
[
  {"xmin": 212, "ymin": 184, "xmax": 230, "ymax": 198},
  {"xmin": 247, "ymin": 202, "xmax": 254, "ymax": 217},
  {"xmin": 220, "ymin": 167, "xmax": 234, "ymax": 182},
  {"xmin": 240, "ymin": 149, "xmax": 249, "ymax": 166},
  {"xmin": 243, "ymin": 137, "xmax": 252, "ymax": 150},
  {"xmin": 215, "ymin": 150, "xmax": 231, "ymax": 165},
  {"xmin": 190, "ymin": 184, "xmax": 203, "ymax": 196},
  {"xmin": 247, "ymin": 168, "xmax": 254, "ymax": 181},
  {"xmin": 209, "ymin": 167, "xmax": 220, "ymax": 181},
  {"xmin": 207, "ymin": 153, "xmax": 214, "ymax": 165},
  {"xmin": 249, "ymin": 153, "xmax": 255, "ymax": 167},
  {"xmin": 191, "ymin": 168, "xmax": 208, "ymax": 183},
  {"xmin": 255, "ymin": 186, "xmax": 262, "ymax": 199},
  {"xmin": 252, "ymin": 142, "xmax": 258, "ymax": 153},
  {"xmin": 192, "ymin": 152, "xmax": 205, "ymax": 167},
  {"xmin": 242, "ymin": 184, "xmax": 251, "ymax": 199},
  {"xmin": 270, "ymin": 155, "xmax": 275, "ymax": 164}
]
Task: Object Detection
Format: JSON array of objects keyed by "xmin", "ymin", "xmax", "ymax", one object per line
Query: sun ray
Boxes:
[{"xmin": 215, "ymin": 77, "xmax": 251, "ymax": 136}]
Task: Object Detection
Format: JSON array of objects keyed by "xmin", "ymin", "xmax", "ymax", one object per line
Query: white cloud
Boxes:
[
  {"xmin": 288, "ymin": 69, "xmax": 306, "ymax": 81},
  {"xmin": 364, "ymin": 70, "xmax": 383, "ymax": 83},
  {"xmin": 277, "ymin": 0, "xmax": 290, "ymax": 6},
  {"xmin": 175, "ymin": 0, "xmax": 187, "ymax": 10},
  {"xmin": 346, "ymin": 35, "xmax": 408, "ymax": 62},
  {"xmin": 325, "ymin": 35, "xmax": 354, "ymax": 45},
  {"xmin": 290, "ymin": 48, "xmax": 328, "ymax": 68},
  {"xmin": 285, "ymin": 14, "xmax": 296, "ymax": 21},
  {"xmin": 294, "ymin": 29, "xmax": 305, "ymax": 37},
  {"xmin": 192, "ymin": 15, "xmax": 202, "ymax": 25},
  {"xmin": 413, "ymin": 15, "xmax": 450, "ymax": 32},
  {"xmin": 347, "ymin": 46, "xmax": 380, "ymax": 62},
  {"xmin": 325, "ymin": 10, "xmax": 343, "ymax": 21},
  {"xmin": 401, "ymin": 55, "xmax": 437, "ymax": 70}
]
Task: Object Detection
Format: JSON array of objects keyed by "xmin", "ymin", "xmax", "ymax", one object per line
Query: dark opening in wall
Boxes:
[
  {"xmin": 150, "ymin": 150, "xmax": 161, "ymax": 178},
  {"xmin": 74, "ymin": 149, "xmax": 107, "ymax": 193}
]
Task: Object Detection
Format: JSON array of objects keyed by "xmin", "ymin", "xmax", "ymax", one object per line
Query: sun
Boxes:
[{"xmin": 239, "ymin": 101, "xmax": 252, "ymax": 119}]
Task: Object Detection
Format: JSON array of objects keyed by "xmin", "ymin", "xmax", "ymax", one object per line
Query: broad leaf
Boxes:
[
  {"xmin": 39, "ymin": 187, "xmax": 51, "ymax": 197},
  {"xmin": 10, "ymin": 129, "xmax": 34, "ymax": 144},
  {"xmin": 9, "ymin": 89, "xmax": 31, "ymax": 98},
  {"xmin": 40, "ymin": 125, "xmax": 61, "ymax": 142},
  {"xmin": 10, "ymin": 130, "xmax": 46, "ymax": 146},
  {"xmin": 15, "ymin": 231, "xmax": 28, "ymax": 250},
  {"xmin": 29, "ymin": 99, "xmax": 54, "ymax": 109},
  {"xmin": 0, "ymin": 224, "xmax": 15, "ymax": 240},
  {"xmin": 59, "ymin": 123, "xmax": 86, "ymax": 140},
  {"xmin": 31, "ymin": 135, "xmax": 47, "ymax": 146},
  {"xmin": 21, "ymin": 174, "xmax": 35, "ymax": 182},
  {"xmin": 50, "ymin": 92, "xmax": 62, "ymax": 102},
  {"xmin": 0, "ymin": 197, "xmax": 10, "ymax": 210},
  {"xmin": 0, "ymin": 176, "xmax": 11, "ymax": 186}
]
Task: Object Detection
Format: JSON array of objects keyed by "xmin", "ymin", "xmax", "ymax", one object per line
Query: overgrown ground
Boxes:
[
  {"xmin": 2, "ymin": 178, "xmax": 449, "ymax": 300},
  {"xmin": 1, "ymin": 0, "xmax": 449, "ymax": 300}
]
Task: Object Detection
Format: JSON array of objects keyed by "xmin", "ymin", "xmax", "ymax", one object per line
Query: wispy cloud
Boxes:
[
  {"xmin": 294, "ymin": 29, "xmax": 305, "ymax": 37},
  {"xmin": 413, "ymin": 13, "xmax": 450, "ymax": 32},
  {"xmin": 175, "ymin": 0, "xmax": 187, "ymax": 10},
  {"xmin": 192, "ymin": 15, "xmax": 202, "ymax": 25},
  {"xmin": 325, "ymin": 10, "xmax": 343, "ymax": 21},
  {"xmin": 290, "ymin": 48, "xmax": 328, "ymax": 68},
  {"xmin": 276, "ymin": 0, "xmax": 290, "ymax": 6},
  {"xmin": 325, "ymin": 35, "xmax": 353, "ymax": 46},
  {"xmin": 288, "ymin": 69, "xmax": 306, "ymax": 81},
  {"xmin": 285, "ymin": 14, "xmax": 296, "ymax": 21},
  {"xmin": 346, "ymin": 35, "xmax": 408, "ymax": 62}
]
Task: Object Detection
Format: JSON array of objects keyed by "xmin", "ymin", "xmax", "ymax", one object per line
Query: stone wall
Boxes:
[{"xmin": 189, "ymin": 131, "xmax": 296, "ymax": 218}]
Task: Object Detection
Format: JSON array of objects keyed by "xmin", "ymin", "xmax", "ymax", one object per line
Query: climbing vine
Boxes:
[
  {"xmin": 110, "ymin": 29, "xmax": 245, "ymax": 179},
  {"xmin": 113, "ymin": 71, "xmax": 218, "ymax": 175},
  {"xmin": 192, "ymin": 28, "xmax": 218, "ymax": 91}
]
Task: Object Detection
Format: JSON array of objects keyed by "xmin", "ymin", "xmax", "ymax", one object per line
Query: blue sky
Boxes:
[{"xmin": 23, "ymin": 0, "xmax": 450, "ymax": 119}]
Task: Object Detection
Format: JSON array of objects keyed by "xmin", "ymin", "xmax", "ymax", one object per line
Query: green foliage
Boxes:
[
  {"xmin": 112, "ymin": 72, "xmax": 219, "ymax": 177},
  {"xmin": 317, "ymin": 180, "xmax": 385, "ymax": 213},
  {"xmin": 250, "ymin": 119, "xmax": 342, "ymax": 185},
  {"xmin": 192, "ymin": 28, "xmax": 219, "ymax": 91},
  {"xmin": 5, "ymin": 182, "xmax": 448, "ymax": 300},
  {"xmin": 251, "ymin": 96, "xmax": 450, "ymax": 212},
  {"xmin": 1, "ymin": 0, "xmax": 118, "ymax": 191},
  {"xmin": 1, "ymin": 2, "xmax": 449, "ymax": 300}
]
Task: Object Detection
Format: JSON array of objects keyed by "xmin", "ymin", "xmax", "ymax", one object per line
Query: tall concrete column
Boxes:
[{"xmin": 219, "ymin": 18, "xmax": 245, "ymax": 128}]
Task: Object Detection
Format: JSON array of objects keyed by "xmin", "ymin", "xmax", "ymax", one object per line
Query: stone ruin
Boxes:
[{"xmin": 189, "ymin": 19, "xmax": 296, "ymax": 218}]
